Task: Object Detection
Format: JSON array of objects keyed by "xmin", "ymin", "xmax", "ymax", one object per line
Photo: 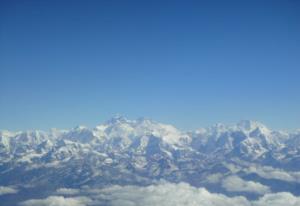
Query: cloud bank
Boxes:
[
  {"xmin": 56, "ymin": 188, "xmax": 81, "ymax": 195},
  {"xmin": 18, "ymin": 182, "xmax": 300, "ymax": 206},
  {"xmin": 244, "ymin": 166, "xmax": 300, "ymax": 183},
  {"xmin": 0, "ymin": 186, "xmax": 18, "ymax": 195},
  {"xmin": 19, "ymin": 196, "xmax": 92, "ymax": 206},
  {"xmin": 222, "ymin": 176, "xmax": 271, "ymax": 194}
]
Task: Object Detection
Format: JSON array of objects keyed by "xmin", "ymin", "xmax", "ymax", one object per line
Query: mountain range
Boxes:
[{"xmin": 1, "ymin": 116, "xmax": 300, "ymax": 205}]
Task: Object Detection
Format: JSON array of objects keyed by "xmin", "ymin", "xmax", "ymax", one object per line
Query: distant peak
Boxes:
[
  {"xmin": 136, "ymin": 117, "xmax": 155, "ymax": 124},
  {"xmin": 0, "ymin": 130, "xmax": 17, "ymax": 138},
  {"xmin": 212, "ymin": 123, "xmax": 226, "ymax": 129},
  {"xmin": 105, "ymin": 115, "xmax": 129, "ymax": 124},
  {"xmin": 237, "ymin": 120, "xmax": 268, "ymax": 131},
  {"xmin": 73, "ymin": 125, "xmax": 88, "ymax": 131}
]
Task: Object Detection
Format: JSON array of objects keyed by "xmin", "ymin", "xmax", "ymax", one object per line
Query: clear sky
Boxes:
[{"xmin": 1, "ymin": 0, "xmax": 300, "ymax": 131}]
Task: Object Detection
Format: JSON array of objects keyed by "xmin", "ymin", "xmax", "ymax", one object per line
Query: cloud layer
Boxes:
[
  {"xmin": 18, "ymin": 182, "xmax": 300, "ymax": 206},
  {"xmin": 19, "ymin": 196, "xmax": 91, "ymax": 206},
  {"xmin": 0, "ymin": 186, "xmax": 18, "ymax": 196},
  {"xmin": 222, "ymin": 176, "xmax": 270, "ymax": 194},
  {"xmin": 244, "ymin": 166, "xmax": 300, "ymax": 183}
]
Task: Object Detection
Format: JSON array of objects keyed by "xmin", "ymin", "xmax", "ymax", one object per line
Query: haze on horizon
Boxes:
[{"xmin": 1, "ymin": 0, "xmax": 300, "ymax": 131}]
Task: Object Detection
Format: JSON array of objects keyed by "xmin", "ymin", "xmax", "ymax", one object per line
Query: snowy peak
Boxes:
[
  {"xmin": 104, "ymin": 115, "xmax": 131, "ymax": 125},
  {"xmin": 237, "ymin": 120, "xmax": 270, "ymax": 133},
  {"xmin": 96, "ymin": 116, "xmax": 185, "ymax": 145},
  {"xmin": 65, "ymin": 126, "xmax": 95, "ymax": 143},
  {"xmin": 1, "ymin": 118, "xmax": 300, "ymax": 206},
  {"xmin": 0, "ymin": 117, "xmax": 298, "ymax": 157},
  {"xmin": 0, "ymin": 117, "xmax": 300, "ymax": 186},
  {"xmin": 188, "ymin": 120, "xmax": 293, "ymax": 159}
]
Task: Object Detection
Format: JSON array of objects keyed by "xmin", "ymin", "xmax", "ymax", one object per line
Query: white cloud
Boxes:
[
  {"xmin": 56, "ymin": 188, "xmax": 80, "ymax": 195},
  {"xmin": 206, "ymin": 173, "xmax": 223, "ymax": 184},
  {"xmin": 246, "ymin": 166, "xmax": 297, "ymax": 182},
  {"xmin": 224, "ymin": 163, "xmax": 300, "ymax": 183},
  {"xmin": 223, "ymin": 161, "xmax": 300, "ymax": 184},
  {"xmin": 222, "ymin": 176, "xmax": 270, "ymax": 194},
  {"xmin": 18, "ymin": 182, "xmax": 300, "ymax": 206},
  {"xmin": 0, "ymin": 186, "xmax": 18, "ymax": 195},
  {"xmin": 93, "ymin": 182, "xmax": 300, "ymax": 206},
  {"xmin": 19, "ymin": 196, "xmax": 92, "ymax": 206},
  {"xmin": 90, "ymin": 183, "xmax": 251, "ymax": 206},
  {"xmin": 254, "ymin": 192, "xmax": 300, "ymax": 206}
]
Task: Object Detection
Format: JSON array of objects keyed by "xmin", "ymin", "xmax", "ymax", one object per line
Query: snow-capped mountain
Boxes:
[{"xmin": 0, "ymin": 117, "xmax": 300, "ymax": 205}]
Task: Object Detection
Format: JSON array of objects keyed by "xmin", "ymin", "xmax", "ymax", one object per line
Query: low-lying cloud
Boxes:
[
  {"xmin": 56, "ymin": 188, "xmax": 81, "ymax": 195},
  {"xmin": 0, "ymin": 186, "xmax": 18, "ymax": 195},
  {"xmin": 244, "ymin": 166, "xmax": 300, "ymax": 183},
  {"xmin": 19, "ymin": 196, "xmax": 92, "ymax": 206},
  {"xmin": 96, "ymin": 183, "xmax": 250, "ymax": 206},
  {"xmin": 222, "ymin": 176, "xmax": 271, "ymax": 194},
  {"xmin": 254, "ymin": 192, "xmax": 300, "ymax": 206},
  {"xmin": 18, "ymin": 182, "xmax": 300, "ymax": 206}
]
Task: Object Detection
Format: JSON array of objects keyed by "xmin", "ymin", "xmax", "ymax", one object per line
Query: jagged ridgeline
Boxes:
[{"xmin": 1, "ymin": 117, "xmax": 300, "ymax": 205}]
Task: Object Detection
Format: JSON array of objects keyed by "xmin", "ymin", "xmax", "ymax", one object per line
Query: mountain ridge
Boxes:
[{"xmin": 0, "ymin": 116, "xmax": 300, "ymax": 203}]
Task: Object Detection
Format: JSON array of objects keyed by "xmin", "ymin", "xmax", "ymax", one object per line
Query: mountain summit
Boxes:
[{"xmin": 0, "ymin": 117, "xmax": 299, "ymax": 203}]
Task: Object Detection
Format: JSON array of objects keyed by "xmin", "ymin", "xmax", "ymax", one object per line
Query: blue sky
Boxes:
[{"xmin": 1, "ymin": 0, "xmax": 300, "ymax": 131}]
